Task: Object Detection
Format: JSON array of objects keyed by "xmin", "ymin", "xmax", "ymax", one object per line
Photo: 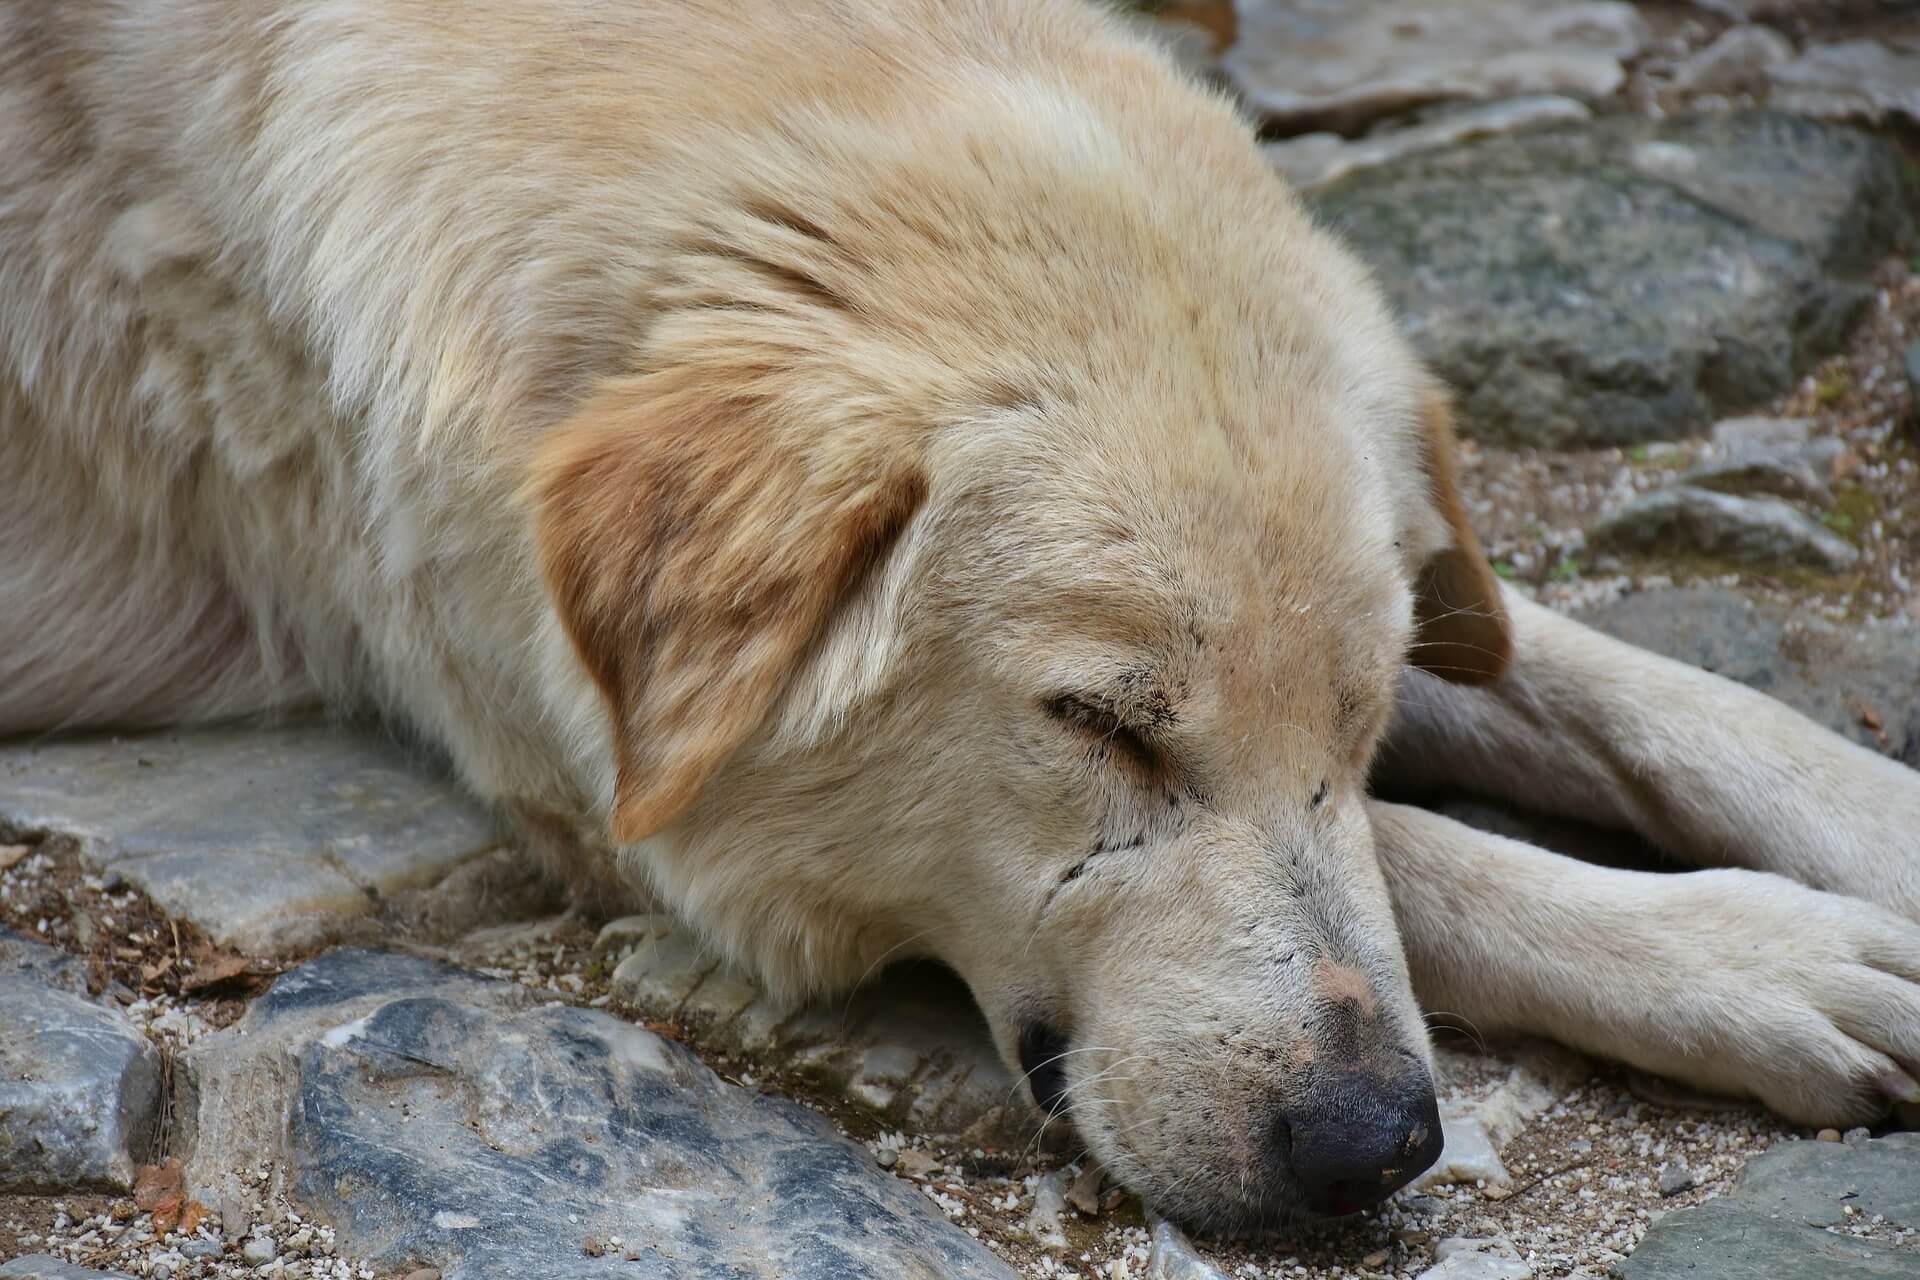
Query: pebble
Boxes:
[
  {"xmin": 1657, "ymin": 1162, "xmax": 1694, "ymax": 1197},
  {"xmin": 240, "ymin": 1237, "xmax": 276, "ymax": 1266},
  {"xmin": 1817, "ymin": 1128, "xmax": 1843, "ymax": 1143},
  {"xmin": 402, "ymin": 1271, "xmax": 441, "ymax": 1280}
]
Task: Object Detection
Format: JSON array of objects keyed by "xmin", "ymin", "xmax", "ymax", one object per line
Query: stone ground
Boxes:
[{"xmin": 7, "ymin": 2, "xmax": 1920, "ymax": 1278}]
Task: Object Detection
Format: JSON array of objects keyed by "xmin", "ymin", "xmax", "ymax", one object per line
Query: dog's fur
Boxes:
[{"xmin": 5, "ymin": 0, "xmax": 1919, "ymax": 1234}]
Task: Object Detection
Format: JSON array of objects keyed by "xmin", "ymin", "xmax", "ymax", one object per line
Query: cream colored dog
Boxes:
[{"xmin": 4, "ymin": 0, "xmax": 1918, "ymax": 1234}]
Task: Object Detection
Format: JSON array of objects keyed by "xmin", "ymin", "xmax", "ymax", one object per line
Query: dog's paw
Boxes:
[{"xmin": 1639, "ymin": 870, "xmax": 1920, "ymax": 1127}]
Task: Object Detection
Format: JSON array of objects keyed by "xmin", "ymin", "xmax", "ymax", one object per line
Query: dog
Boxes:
[{"xmin": 4, "ymin": 0, "xmax": 1918, "ymax": 1235}]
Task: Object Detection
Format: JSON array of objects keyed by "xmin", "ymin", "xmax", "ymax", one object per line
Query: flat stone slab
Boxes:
[
  {"xmin": 0, "ymin": 929, "xmax": 160, "ymax": 1192},
  {"xmin": 184, "ymin": 948, "xmax": 1016, "ymax": 1280},
  {"xmin": 0, "ymin": 721, "xmax": 505, "ymax": 954},
  {"xmin": 1579, "ymin": 586, "xmax": 1920, "ymax": 765},
  {"xmin": 1587, "ymin": 485, "xmax": 1860, "ymax": 572},
  {"xmin": 600, "ymin": 915, "xmax": 1032, "ymax": 1148},
  {"xmin": 0, "ymin": 1259, "xmax": 137, "ymax": 1280},
  {"xmin": 1309, "ymin": 112, "xmax": 1912, "ymax": 447},
  {"xmin": 1621, "ymin": 1132, "xmax": 1920, "ymax": 1278},
  {"xmin": 1225, "ymin": 0, "xmax": 1648, "ymax": 133}
]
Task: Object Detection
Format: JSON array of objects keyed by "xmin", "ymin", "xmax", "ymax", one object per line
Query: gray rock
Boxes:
[
  {"xmin": 1225, "ymin": 0, "xmax": 1648, "ymax": 133},
  {"xmin": 1709, "ymin": 415, "xmax": 1815, "ymax": 451},
  {"xmin": 1679, "ymin": 436, "xmax": 1843, "ymax": 502},
  {"xmin": 1416, "ymin": 1249, "xmax": 1532, "ymax": 1280},
  {"xmin": 0, "ymin": 721, "xmax": 506, "ymax": 954},
  {"xmin": 1576, "ymin": 586, "xmax": 1920, "ymax": 763},
  {"xmin": 601, "ymin": 914, "xmax": 1035, "ymax": 1146},
  {"xmin": 1666, "ymin": 24, "xmax": 1794, "ymax": 96},
  {"xmin": 1266, "ymin": 96, "xmax": 1592, "ymax": 193},
  {"xmin": 184, "ymin": 948, "xmax": 1016, "ymax": 1280},
  {"xmin": 0, "ymin": 1259, "xmax": 137, "ymax": 1280},
  {"xmin": 0, "ymin": 968, "xmax": 160, "ymax": 1192},
  {"xmin": 1769, "ymin": 38, "xmax": 1920, "ymax": 128},
  {"xmin": 1587, "ymin": 486, "xmax": 1859, "ymax": 571},
  {"xmin": 0, "ymin": 924, "xmax": 89, "ymax": 995},
  {"xmin": 239, "ymin": 1238, "xmax": 276, "ymax": 1266},
  {"xmin": 1657, "ymin": 1161, "xmax": 1695, "ymax": 1196},
  {"xmin": 1309, "ymin": 113, "xmax": 1911, "ymax": 446},
  {"xmin": 1146, "ymin": 1218, "xmax": 1233, "ymax": 1279},
  {"xmin": 1621, "ymin": 1132, "xmax": 1920, "ymax": 1278}
]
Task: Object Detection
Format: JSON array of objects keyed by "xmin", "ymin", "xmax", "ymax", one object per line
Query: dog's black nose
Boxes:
[
  {"xmin": 1272, "ymin": 1069, "xmax": 1442, "ymax": 1216},
  {"xmin": 1018, "ymin": 1022, "xmax": 1072, "ymax": 1114}
]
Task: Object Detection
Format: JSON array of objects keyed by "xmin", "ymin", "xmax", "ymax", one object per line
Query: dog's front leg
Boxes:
[
  {"xmin": 1379, "ymin": 586, "xmax": 1920, "ymax": 920},
  {"xmin": 1370, "ymin": 800, "xmax": 1920, "ymax": 1125}
]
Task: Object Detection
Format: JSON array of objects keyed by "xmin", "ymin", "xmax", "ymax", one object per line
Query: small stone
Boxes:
[
  {"xmin": 1145, "ymin": 1217, "xmax": 1232, "ymax": 1279},
  {"xmin": 401, "ymin": 1271, "xmax": 441, "ymax": 1280},
  {"xmin": 874, "ymin": 1147, "xmax": 898, "ymax": 1168},
  {"xmin": 1027, "ymin": 1169, "xmax": 1070, "ymax": 1252},
  {"xmin": 1816, "ymin": 1128, "xmax": 1843, "ymax": 1142},
  {"xmin": 1587, "ymin": 486, "xmax": 1859, "ymax": 572},
  {"xmin": 1658, "ymin": 1162, "xmax": 1695, "ymax": 1197},
  {"xmin": 1362, "ymin": 1250, "xmax": 1390, "ymax": 1268},
  {"xmin": 1419, "ymin": 1238, "xmax": 1531, "ymax": 1280},
  {"xmin": 241, "ymin": 1237, "xmax": 276, "ymax": 1265},
  {"xmin": 1842, "ymin": 1126, "xmax": 1872, "ymax": 1147},
  {"xmin": 0, "ymin": 843, "xmax": 29, "ymax": 870}
]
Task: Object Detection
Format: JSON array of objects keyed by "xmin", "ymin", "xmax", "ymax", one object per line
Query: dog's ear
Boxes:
[
  {"xmin": 528, "ymin": 372, "xmax": 926, "ymax": 844},
  {"xmin": 1408, "ymin": 391, "xmax": 1511, "ymax": 684}
]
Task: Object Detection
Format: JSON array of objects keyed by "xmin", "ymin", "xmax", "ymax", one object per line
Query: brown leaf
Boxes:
[
  {"xmin": 181, "ymin": 953, "xmax": 255, "ymax": 994},
  {"xmin": 140, "ymin": 955, "xmax": 174, "ymax": 988},
  {"xmin": 892, "ymin": 1148, "xmax": 938, "ymax": 1179},
  {"xmin": 150, "ymin": 1196, "xmax": 185, "ymax": 1234},
  {"xmin": 1064, "ymin": 1163, "xmax": 1103, "ymax": 1216},
  {"xmin": 179, "ymin": 1200, "xmax": 209, "ymax": 1235},
  {"xmin": 133, "ymin": 1158, "xmax": 185, "ymax": 1211},
  {"xmin": 0, "ymin": 844, "xmax": 29, "ymax": 871}
]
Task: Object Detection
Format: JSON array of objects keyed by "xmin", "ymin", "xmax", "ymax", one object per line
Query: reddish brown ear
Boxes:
[
  {"xmin": 1411, "ymin": 393, "xmax": 1511, "ymax": 685},
  {"xmin": 528, "ymin": 372, "xmax": 925, "ymax": 844}
]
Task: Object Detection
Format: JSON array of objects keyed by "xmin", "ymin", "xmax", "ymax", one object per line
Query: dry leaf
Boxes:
[
  {"xmin": 1065, "ymin": 1163, "xmax": 1103, "ymax": 1216},
  {"xmin": 0, "ymin": 844, "xmax": 29, "ymax": 871},
  {"xmin": 140, "ymin": 955, "xmax": 174, "ymax": 987},
  {"xmin": 133, "ymin": 1158, "xmax": 185, "ymax": 1211},
  {"xmin": 179, "ymin": 1200, "xmax": 209, "ymax": 1235},
  {"xmin": 892, "ymin": 1148, "xmax": 938, "ymax": 1178},
  {"xmin": 182, "ymin": 953, "xmax": 254, "ymax": 994},
  {"xmin": 151, "ymin": 1196, "xmax": 185, "ymax": 1234}
]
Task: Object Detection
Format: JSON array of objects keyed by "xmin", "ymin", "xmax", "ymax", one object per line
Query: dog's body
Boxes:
[{"xmin": 6, "ymin": 0, "xmax": 1919, "ymax": 1233}]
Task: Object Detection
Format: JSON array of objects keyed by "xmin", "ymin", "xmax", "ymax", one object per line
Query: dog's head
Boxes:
[{"xmin": 526, "ymin": 41, "xmax": 1508, "ymax": 1234}]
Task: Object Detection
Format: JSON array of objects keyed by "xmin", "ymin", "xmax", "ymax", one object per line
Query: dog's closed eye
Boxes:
[{"xmin": 1044, "ymin": 693, "xmax": 1159, "ymax": 775}]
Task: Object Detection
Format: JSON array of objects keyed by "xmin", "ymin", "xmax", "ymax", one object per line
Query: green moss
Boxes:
[
  {"xmin": 1813, "ymin": 369, "xmax": 1853, "ymax": 406},
  {"xmin": 1821, "ymin": 483, "xmax": 1881, "ymax": 544}
]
